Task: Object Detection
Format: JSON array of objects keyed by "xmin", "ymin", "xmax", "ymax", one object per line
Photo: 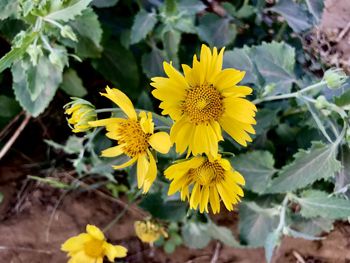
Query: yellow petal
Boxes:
[
  {"xmin": 142, "ymin": 150, "xmax": 157, "ymax": 193},
  {"xmin": 148, "ymin": 132, "xmax": 172, "ymax": 154},
  {"xmin": 61, "ymin": 234, "xmax": 91, "ymax": 253},
  {"xmin": 163, "ymin": 62, "xmax": 189, "ymax": 89},
  {"xmin": 213, "ymin": 69, "xmax": 245, "ymax": 91},
  {"xmin": 86, "ymin": 225, "xmax": 105, "ymax": 240},
  {"xmin": 88, "ymin": 118, "xmax": 122, "ymax": 127},
  {"xmin": 137, "ymin": 154, "xmax": 149, "ymax": 188},
  {"xmin": 101, "ymin": 86, "xmax": 137, "ymax": 120},
  {"xmin": 70, "ymin": 251, "xmax": 97, "ymax": 263},
  {"xmin": 209, "ymin": 187, "xmax": 220, "ymax": 214},
  {"xmin": 101, "ymin": 145, "xmax": 124, "ymax": 157},
  {"xmin": 112, "ymin": 157, "xmax": 137, "ymax": 170},
  {"xmin": 105, "ymin": 243, "xmax": 128, "ymax": 261}
]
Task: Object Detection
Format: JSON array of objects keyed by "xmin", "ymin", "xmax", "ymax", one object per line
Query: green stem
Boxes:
[{"xmin": 253, "ymin": 80, "xmax": 327, "ymax": 105}]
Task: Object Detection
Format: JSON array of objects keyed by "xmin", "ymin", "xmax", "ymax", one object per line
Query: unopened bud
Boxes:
[{"xmin": 324, "ymin": 68, "xmax": 348, "ymax": 90}]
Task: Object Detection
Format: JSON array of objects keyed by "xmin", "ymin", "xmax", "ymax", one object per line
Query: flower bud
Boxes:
[
  {"xmin": 134, "ymin": 220, "xmax": 168, "ymax": 245},
  {"xmin": 64, "ymin": 98, "xmax": 96, "ymax": 133},
  {"xmin": 60, "ymin": 25, "xmax": 78, "ymax": 42},
  {"xmin": 324, "ymin": 68, "xmax": 348, "ymax": 90}
]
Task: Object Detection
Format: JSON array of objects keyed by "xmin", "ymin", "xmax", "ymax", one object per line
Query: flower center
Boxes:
[
  {"xmin": 84, "ymin": 239, "xmax": 104, "ymax": 258},
  {"xmin": 182, "ymin": 84, "xmax": 224, "ymax": 124},
  {"xmin": 190, "ymin": 160, "xmax": 225, "ymax": 186},
  {"xmin": 117, "ymin": 119, "xmax": 150, "ymax": 157}
]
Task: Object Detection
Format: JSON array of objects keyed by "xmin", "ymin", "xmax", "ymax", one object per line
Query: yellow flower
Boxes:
[
  {"xmin": 89, "ymin": 86, "xmax": 172, "ymax": 193},
  {"xmin": 61, "ymin": 224, "xmax": 127, "ymax": 263},
  {"xmin": 165, "ymin": 155, "xmax": 245, "ymax": 214},
  {"xmin": 134, "ymin": 220, "xmax": 168, "ymax": 245},
  {"xmin": 151, "ymin": 44, "xmax": 256, "ymax": 158},
  {"xmin": 64, "ymin": 98, "xmax": 97, "ymax": 133}
]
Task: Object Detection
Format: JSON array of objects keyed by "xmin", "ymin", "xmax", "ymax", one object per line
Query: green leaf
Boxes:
[
  {"xmin": 291, "ymin": 217, "xmax": 334, "ymax": 236},
  {"xmin": 130, "ymin": 9, "xmax": 157, "ymax": 44},
  {"xmin": 267, "ymin": 142, "xmax": 341, "ymax": 193},
  {"xmin": 0, "ymin": 32, "xmax": 37, "ymax": 73},
  {"xmin": 92, "ymin": 39, "xmax": 139, "ymax": 98},
  {"xmin": 0, "ymin": 192, "xmax": 3, "ymax": 204},
  {"xmin": 239, "ymin": 202, "xmax": 279, "ymax": 247},
  {"xmin": 12, "ymin": 56, "xmax": 62, "ymax": 117},
  {"xmin": 197, "ymin": 14, "xmax": 236, "ymax": 48},
  {"xmin": 223, "ymin": 48, "xmax": 259, "ymax": 84},
  {"xmin": 182, "ymin": 222, "xmax": 211, "ymax": 249},
  {"xmin": 60, "ymin": 69, "xmax": 87, "ymax": 97},
  {"xmin": 335, "ymin": 88, "xmax": 350, "ymax": 110},
  {"xmin": 207, "ymin": 222, "xmax": 240, "ymax": 247},
  {"xmin": 251, "ymin": 41, "xmax": 296, "ymax": 95},
  {"xmin": 0, "ymin": 95, "xmax": 21, "ymax": 118},
  {"xmin": 269, "ymin": 0, "xmax": 313, "ymax": 33},
  {"xmin": 45, "ymin": 0, "xmax": 93, "ymax": 22},
  {"xmin": 163, "ymin": 30, "xmax": 180, "ymax": 67},
  {"xmin": 264, "ymin": 230, "xmax": 281, "ymax": 263},
  {"xmin": 230, "ymin": 151, "xmax": 277, "ymax": 194},
  {"xmin": 45, "ymin": 135, "xmax": 85, "ymax": 154},
  {"xmin": 141, "ymin": 47, "xmax": 166, "ymax": 78},
  {"xmin": 178, "ymin": 0, "xmax": 206, "ymax": 15},
  {"xmin": 69, "ymin": 8, "xmax": 103, "ymax": 58},
  {"xmin": 164, "ymin": 241, "xmax": 176, "ymax": 253},
  {"xmin": 92, "ymin": 0, "xmax": 119, "ymax": 8},
  {"xmin": 294, "ymin": 190, "xmax": 350, "ymax": 219},
  {"xmin": 0, "ymin": 0, "xmax": 18, "ymax": 20},
  {"xmin": 285, "ymin": 227, "xmax": 324, "ymax": 241},
  {"xmin": 305, "ymin": 0, "xmax": 324, "ymax": 22},
  {"xmin": 139, "ymin": 193, "xmax": 187, "ymax": 221},
  {"xmin": 27, "ymin": 55, "xmax": 53, "ymax": 101}
]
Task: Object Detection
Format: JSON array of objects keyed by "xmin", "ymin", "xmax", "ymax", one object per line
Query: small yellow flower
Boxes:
[
  {"xmin": 134, "ymin": 220, "xmax": 168, "ymax": 245},
  {"xmin": 165, "ymin": 155, "xmax": 245, "ymax": 214},
  {"xmin": 89, "ymin": 86, "xmax": 172, "ymax": 193},
  {"xmin": 151, "ymin": 44, "xmax": 256, "ymax": 158},
  {"xmin": 61, "ymin": 224, "xmax": 127, "ymax": 263},
  {"xmin": 64, "ymin": 98, "xmax": 96, "ymax": 133}
]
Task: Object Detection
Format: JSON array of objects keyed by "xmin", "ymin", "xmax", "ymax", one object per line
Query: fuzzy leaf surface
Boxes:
[
  {"xmin": 45, "ymin": 0, "xmax": 93, "ymax": 22},
  {"xmin": 130, "ymin": 9, "xmax": 157, "ymax": 44},
  {"xmin": 295, "ymin": 190, "xmax": 350, "ymax": 219},
  {"xmin": 267, "ymin": 142, "xmax": 341, "ymax": 193},
  {"xmin": 230, "ymin": 151, "xmax": 276, "ymax": 194}
]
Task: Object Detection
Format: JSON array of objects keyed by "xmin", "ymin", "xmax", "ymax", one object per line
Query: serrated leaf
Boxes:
[
  {"xmin": 0, "ymin": 0, "xmax": 18, "ymax": 20},
  {"xmin": 45, "ymin": 0, "xmax": 93, "ymax": 22},
  {"xmin": 230, "ymin": 151, "xmax": 277, "ymax": 194},
  {"xmin": 295, "ymin": 190, "xmax": 350, "ymax": 219},
  {"xmin": 270, "ymin": 0, "xmax": 313, "ymax": 33},
  {"xmin": 141, "ymin": 47, "xmax": 166, "ymax": 78},
  {"xmin": 223, "ymin": 48, "xmax": 259, "ymax": 84},
  {"xmin": 130, "ymin": 9, "xmax": 157, "ymax": 44},
  {"xmin": 60, "ymin": 69, "xmax": 87, "ymax": 97},
  {"xmin": 291, "ymin": 217, "xmax": 334, "ymax": 236},
  {"xmin": 92, "ymin": 0, "xmax": 118, "ymax": 8},
  {"xmin": 251, "ymin": 41, "xmax": 296, "ymax": 95},
  {"xmin": 335, "ymin": 147, "xmax": 350, "ymax": 197},
  {"xmin": 267, "ymin": 142, "xmax": 341, "ymax": 193},
  {"xmin": 197, "ymin": 14, "xmax": 236, "ymax": 48},
  {"xmin": 207, "ymin": 222, "xmax": 240, "ymax": 247},
  {"xmin": 0, "ymin": 32, "xmax": 37, "ymax": 73},
  {"xmin": 239, "ymin": 202, "xmax": 279, "ymax": 247},
  {"xmin": 92, "ymin": 39, "xmax": 139, "ymax": 98},
  {"xmin": 12, "ymin": 56, "xmax": 62, "ymax": 117},
  {"xmin": 69, "ymin": 8, "xmax": 103, "ymax": 58},
  {"xmin": 182, "ymin": 222, "xmax": 211, "ymax": 249}
]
